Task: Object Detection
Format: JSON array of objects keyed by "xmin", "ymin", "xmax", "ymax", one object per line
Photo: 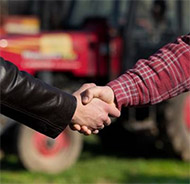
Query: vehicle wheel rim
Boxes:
[
  {"xmin": 33, "ymin": 131, "xmax": 70, "ymax": 157},
  {"xmin": 183, "ymin": 94, "xmax": 190, "ymax": 132}
]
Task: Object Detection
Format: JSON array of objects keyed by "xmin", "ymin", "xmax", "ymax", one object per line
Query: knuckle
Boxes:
[
  {"xmin": 83, "ymin": 83, "xmax": 95, "ymax": 88},
  {"xmin": 102, "ymin": 114, "xmax": 108, "ymax": 121},
  {"xmin": 98, "ymin": 122, "xmax": 103, "ymax": 127},
  {"xmin": 106, "ymin": 119, "xmax": 111, "ymax": 125},
  {"xmin": 82, "ymin": 83, "xmax": 90, "ymax": 88},
  {"xmin": 103, "ymin": 104, "xmax": 109, "ymax": 112},
  {"xmin": 89, "ymin": 83, "xmax": 96, "ymax": 87},
  {"xmin": 97, "ymin": 121, "xmax": 103, "ymax": 128}
]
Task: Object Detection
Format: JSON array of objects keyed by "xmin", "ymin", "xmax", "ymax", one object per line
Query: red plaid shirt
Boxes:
[{"xmin": 107, "ymin": 34, "xmax": 190, "ymax": 110}]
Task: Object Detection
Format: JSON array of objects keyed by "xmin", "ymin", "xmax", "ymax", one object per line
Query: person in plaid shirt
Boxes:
[{"xmin": 73, "ymin": 34, "xmax": 190, "ymax": 135}]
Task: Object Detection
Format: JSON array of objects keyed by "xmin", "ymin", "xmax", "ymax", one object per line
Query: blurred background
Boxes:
[{"xmin": 0, "ymin": 0, "xmax": 189, "ymax": 183}]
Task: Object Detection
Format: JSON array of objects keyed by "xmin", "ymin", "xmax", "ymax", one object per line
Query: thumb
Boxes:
[
  {"xmin": 75, "ymin": 83, "xmax": 96, "ymax": 94},
  {"xmin": 81, "ymin": 87, "xmax": 102, "ymax": 104},
  {"xmin": 106, "ymin": 104, "xmax": 121, "ymax": 118}
]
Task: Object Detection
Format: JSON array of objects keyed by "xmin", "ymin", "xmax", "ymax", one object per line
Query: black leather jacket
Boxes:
[{"xmin": 0, "ymin": 57, "xmax": 77, "ymax": 138}]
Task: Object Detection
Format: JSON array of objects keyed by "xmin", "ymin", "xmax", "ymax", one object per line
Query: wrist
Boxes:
[
  {"xmin": 106, "ymin": 85, "xmax": 118, "ymax": 109},
  {"xmin": 71, "ymin": 94, "xmax": 78, "ymax": 123}
]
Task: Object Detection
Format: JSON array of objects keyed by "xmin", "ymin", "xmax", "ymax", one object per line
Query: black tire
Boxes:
[
  {"xmin": 16, "ymin": 125, "xmax": 82, "ymax": 173},
  {"xmin": 165, "ymin": 92, "xmax": 190, "ymax": 161}
]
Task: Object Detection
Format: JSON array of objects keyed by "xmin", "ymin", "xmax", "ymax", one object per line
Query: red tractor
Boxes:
[{"xmin": 0, "ymin": 0, "xmax": 189, "ymax": 173}]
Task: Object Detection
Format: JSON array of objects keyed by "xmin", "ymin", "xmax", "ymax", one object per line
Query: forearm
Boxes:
[
  {"xmin": 0, "ymin": 58, "xmax": 76, "ymax": 138},
  {"xmin": 108, "ymin": 34, "xmax": 190, "ymax": 109}
]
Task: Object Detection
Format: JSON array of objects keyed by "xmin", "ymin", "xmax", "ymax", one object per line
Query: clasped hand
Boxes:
[{"xmin": 70, "ymin": 83, "xmax": 120, "ymax": 135}]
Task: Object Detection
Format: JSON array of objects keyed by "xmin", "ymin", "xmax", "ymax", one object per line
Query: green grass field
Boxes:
[{"xmin": 0, "ymin": 135, "xmax": 189, "ymax": 184}]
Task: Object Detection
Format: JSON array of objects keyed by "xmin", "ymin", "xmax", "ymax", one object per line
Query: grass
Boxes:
[{"xmin": 0, "ymin": 135, "xmax": 189, "ymax": 184}]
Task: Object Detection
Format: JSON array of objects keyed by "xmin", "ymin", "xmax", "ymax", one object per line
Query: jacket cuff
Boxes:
[{"xmin": 58, "ymin": 93, "xmax": 77, "ymax": 130}]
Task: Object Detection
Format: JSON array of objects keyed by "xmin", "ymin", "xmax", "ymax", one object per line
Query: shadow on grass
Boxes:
[
  {"xmin": 81, "ymin": 134, "xmax": 179, "ymax": 161},
  {"xmin": 0, "ymin": 155, "xmax": 24, "ymax": 171},
  {"xmin": 0, "ymin": 127, "xmax": 181, "ymax": 173},
  {"xmin": 122, "ymin": 173, "xmax": 190, "ymax": 184}
]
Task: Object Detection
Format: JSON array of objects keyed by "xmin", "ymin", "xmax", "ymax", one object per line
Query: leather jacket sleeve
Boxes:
[{"xmin": 0, "ymin": 57, "xmax": 77, "ymax": 138}]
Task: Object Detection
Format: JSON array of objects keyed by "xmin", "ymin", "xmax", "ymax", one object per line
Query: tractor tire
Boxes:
[
  {"xmin": 16, "ymin": 125, "xmax": 82, "ymax": 173},
  {"xmin": 165, "ymin": 92, "xmax": 190, "ymax": 161}
]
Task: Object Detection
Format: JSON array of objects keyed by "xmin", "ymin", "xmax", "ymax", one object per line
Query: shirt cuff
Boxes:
[{"xmin": 107, "ymin": 80, "xmax": 124, "ymax": 111}]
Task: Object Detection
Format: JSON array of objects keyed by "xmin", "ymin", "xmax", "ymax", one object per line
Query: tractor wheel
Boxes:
[
  {"xmin": 16, "ymin": 125, "xmax": 82, "ymax": 173},
  {"xmin": 165, "ymin": 92, "xmax": 190, "ymax": 161}
]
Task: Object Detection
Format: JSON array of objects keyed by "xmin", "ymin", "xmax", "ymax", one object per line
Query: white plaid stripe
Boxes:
[{"xmin": 107, "ymin": 34, "xmax": 190, "ymax": 109}]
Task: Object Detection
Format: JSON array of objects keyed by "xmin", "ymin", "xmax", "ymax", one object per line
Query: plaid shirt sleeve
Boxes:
[{"xmin": 107, "ymin": 34, "xmax": 190, "ymax": 110}]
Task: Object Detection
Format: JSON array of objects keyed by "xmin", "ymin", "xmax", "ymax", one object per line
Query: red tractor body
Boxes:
[
  {"xmin": 0, "ymin": 0, "xmax": 189, "ymax": 174},
  {"xmin": 0, "ymin": 24, "xmax": 122, "ymax": 78}
]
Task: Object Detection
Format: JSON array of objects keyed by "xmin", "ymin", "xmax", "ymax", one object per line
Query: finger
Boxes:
[
  {"xmin": 69, "ymin": 124, "xmax": 81, "ymax": 131},
  {"xmin": 104, "ymin": 117, "xmax": 111, "ymax": 126},
  {"xmin": 81, "ymin": 126, "xmax": 92, "ymax": 135},
  {"xmin": 79, "ymin": 129, "xmax": 91, "ymax": 135},
  {"xmin": 85, "ymin": 129, "xmax": 92, "ymax": 135},
  {"xmin": 106, "ymin": 104, "xmax": 121, "ymax": 117},
  {"xmin": 73, "ymin": 124, "xmax": 81, "ymax": 131},
  {"xmin": 98, "ymin": 124, "xmax": 104, "ymax": 130},
  {"xmin": 83, "ymin": 129, "xmax": 92, "ymax": 136},
  {"xmin": 73, "ymin": 83, "xmax": 96, "ymax": 97},
  {"xmin": 92, "ymin": 130, "xmax": 99, "ymax": 134},
  {"xmin": 81, "ymin": 87, "xmax": 102, "ymax": 104},
  {"xmin": 81, "ymin": 125, "xmax": 89, "ymax": 132}
]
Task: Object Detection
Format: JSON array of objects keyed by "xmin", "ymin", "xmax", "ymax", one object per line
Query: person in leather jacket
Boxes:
[{"xmin": 0, "ymin": 57, "xmax": 120, "ymax": 138}]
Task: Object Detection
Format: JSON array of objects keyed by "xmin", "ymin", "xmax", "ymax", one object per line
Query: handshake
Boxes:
[{"xmin": 70, "ymin": 83, "xmax": 120, "ymax": 135}]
